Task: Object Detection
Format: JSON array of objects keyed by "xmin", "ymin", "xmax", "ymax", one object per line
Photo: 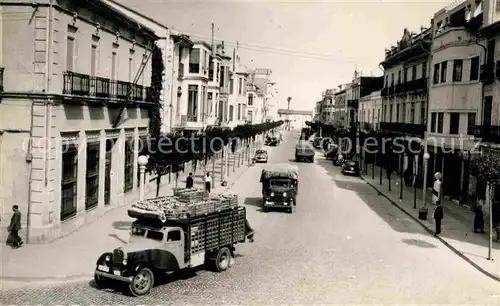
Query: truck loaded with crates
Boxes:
[{"xmin": 94, "ymin": 188, "xmax": 248, "ymax": 296}]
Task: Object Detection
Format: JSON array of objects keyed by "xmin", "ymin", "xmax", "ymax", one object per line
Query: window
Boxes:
[
  {"xmin": 147, "ymin": 230, "xmax": 164, "ymax": 241},
  {"xmin": 391, "ymin": 73, "xmax": 394, "ymax": 86},
  {"xmin": 187, "ymin": 85, "xmax": 198, "ymax": 120},
  {"xmin": 248, "ymin": 94, "xmax": 254, "ymax": 106},
  {"xmin": 404, "ymin": 67, "xmax": 409, "ymax": 82},
  {"xmin": 104, "ymin": 139, "xmax": 115, "ymax": 205},
  {"xmin": 385, "ymin": 75, "xmax": 389, "ymax": 87},
  {"xmin": 216, "ymin": 63, "xmax": 220, "ymax": 83},
  {"xmin": 207, "ymin": 92, "xmax": 213, "ymax": 114},
  {"xmin": 208, "ymin": 57, "xmax": 214, "ymax": 81},
  {"xmin": 467, "ymin": 112, "xmax": 476, "ymax": 135},
  {"xmin": 167, "ymin": 230, "xmax": 181, "ymax": 242},
  {"xmin": 383, "ymin": 105, "xmax": 387, "ymax": 121},
  {"xmin": 410, "ymin": 102, "xmax": 415, "ymax": 123},
  {"xmin": 437, "ymin": 112, "xmax": 444, "ymax": 133},
  {"xmin": 422, "ymin": 62, "xmax": 427, "ymax": 79},
  {"xmin": 128, "ymin": 49, "xmax": 134, "ymax": 82},
  {"xmin": 90, "ymin": 45, "xmax": 97, "ymax": 76},
  {"xmin": 237, "ymin": 104, "xmax": 241, "ymax": 120},
  {"xmin": 66, "ymin": 37, "xmax": 75, "ymax": 71},
  {"xmin": 189, "ymin": 48, "xmax": 200, "ymax": 73},
  {"xmin": 412, "ymin": 65, "xmax": 417, "ymax": 81},
  {"xmin": 247, "ymin": 110, "xmax": 253, "ymax": 122},
  {"xmin": 453, "ymin": 59, "xmax": 463, "ymax": 81},
  {"xmin": 230, "ymin": 78, "xmax": 234, "ymax": 94},
  {"xmin": 141, "ymin": 54, "xmax": 146, "ymax": 86},
  {"xmin": 470, "ymin": 56, "xmax": 479, "ymax": 80},
  {"xmin": 229, "ymin": 105, "xmax": 234, "ymax": 121},
  {"xmin": 431, "ymin": 112, "xmax": 437, "ymax": 132},
  {"xmin": 402, "ymin": 103, "xmax": 406, "ymax": 122},
  {"xmin": 449, "ymin": 112, "xmax": 460, "ymax": 134},
  {"xmin": 440, "ymin": 61, "xmax": 447, "ymax": 82},
  {"xmin": 389, "ymin": 104, "xmax": 393, "ymax": 122},
  {"xmin": 111, "ymin": 52, "xmax": 117, "ymax": 80},
  {"xmin": 398, "ymin": 70, "xmax": 401, "ymax": 84},
  {"xmin": 61, "ymin": 143, "xmax": 78, "ymax": 221},
  {"xmin": 396, "ymin": 104, "xmax": 400, "ymax": 122},
  {"xmin": 124, "ymin": 138, "xmax": 134, "ymax": 192},
  {"xmin": 238, "ymin": 77, "xmax": 243, "ymax": 94},
  {"xmin": 433, "ymin": 63, "xmax": 440, "ymax": 84},
  {"xmin": 85, "ymin": 142, "xmax": 99, "ymax": 210},
  {"xmin": 137, "ymin": 136, "xmax": 147, "ymax": 187}
]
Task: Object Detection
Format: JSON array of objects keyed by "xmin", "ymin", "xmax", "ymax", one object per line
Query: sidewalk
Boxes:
[
  {"xmin": 0, "ymin": 151, "xmax": 252, "ymax": 287},
  {"xmin": 361, "ymin": 164, "xmax": 500, "ymax": 281}
]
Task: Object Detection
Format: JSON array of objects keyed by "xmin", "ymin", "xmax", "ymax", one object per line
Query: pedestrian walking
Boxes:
[
  {"xmin": 473, "ymin": 204, "xmax": 485, "ymax": 234},
  {"xmin": 204, "ymin": 172, "xmax": 211, "ymax": 193},
  {"xmin": 6, "ymin": 205, "xmax": 23, "ymax": 248},
  {"xmin": 245, "ymin": 218, "xmax": 255, "ymax": 242},
  {"xmin": 492, "ymin": 200, "xmax": 500, "ymax": 242},
  {"xmin": 433, "ymin": 203, "xmax": 443, "ymax": 236},
  {"xmin": 186, "ymin": 172, "xmax": 194, "ymax": 188}
]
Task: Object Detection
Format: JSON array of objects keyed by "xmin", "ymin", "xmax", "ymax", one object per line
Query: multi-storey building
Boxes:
[
  {"xmin": 348, "ymin": 75, "xmax": 384, "ymax": 128},
  {"xmin": 248, "ymin": 68, "xmax": 279, "ymax": 121},
  {"xmin": 427, "ymin": 0, "xmax": 484, "ymax": 201},
  {"xmin": 333, "ymin": 85, "xmax": 348, "ymax": 125},
  {"xmin": 358, "ymin": 88, "xmax": 383, "ymax": 133},
  {"xmin": 321, "ymin": 89, "xmax": 336, "ymax": 124},
  {"xmin": 228, "ymin": 48, "xmax": 249, "ymax": 127},
  {"xmin": 246, "ymin": 83, "xmax": 265, "ymax": 124},
  {"xmin": 277, "ymin": 109, "xmax": 313, "ymax": 130},
  {"xmin": 0, "ymin": 0, "xmax": 158, "ymax": 243}
]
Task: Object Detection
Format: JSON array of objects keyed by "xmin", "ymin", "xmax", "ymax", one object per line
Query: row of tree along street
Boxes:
[{"xmin": 304, "ymin": 121, "xmax": 500, "ymax": 190}]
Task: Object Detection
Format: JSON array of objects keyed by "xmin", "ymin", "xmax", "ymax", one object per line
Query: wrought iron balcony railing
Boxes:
[
  {"xmin": 63, "ymin": 71, "xmax": 151, "ymax": 102},
  {"xmin": 379, "ymin": 122, "xmax": 425, "ymax": 137},
  {"xmin": 474, "ymin": 125, "xmax": 500, "ymax": 143},
  {"xmin": 0, "ymin": 67, "xmax": 4, "ymax": 92}
]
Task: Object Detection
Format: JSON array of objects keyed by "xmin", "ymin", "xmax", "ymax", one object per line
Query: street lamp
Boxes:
[
  {"xmin": 419, "ymin": 152, "xmax": 430, "ymax": 220},
  {"xmin": 138, "ymin": 155, "xmax": 149, "ymax": 201}
]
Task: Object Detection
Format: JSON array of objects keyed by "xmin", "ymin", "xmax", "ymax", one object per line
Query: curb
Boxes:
[
  {"xmin": 360, "ymin": 175, "xmax": 500, "ymax": 283},
  {"xmin": 1, "ymin": 272, "xmax": 93, "ymax": 283}
]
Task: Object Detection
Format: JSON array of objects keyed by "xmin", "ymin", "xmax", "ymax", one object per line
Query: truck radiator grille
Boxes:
[{"xmin": 112, "ymin": 249, "xmax": 124, "ymax": 266}]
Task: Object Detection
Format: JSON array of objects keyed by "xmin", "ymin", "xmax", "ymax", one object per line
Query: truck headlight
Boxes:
[
  {"xmin": 122, "ymin": 259, "xmax": 127, "ymax": 265},
  {"xmin": 283, "ymin": 192, "xmax": 287, "ymax": 197},
  {"xmin": 270, "ymin": 192, "xmax": 275, "ymax": 197},
  {"xmin": 105, "ymin": 255, "xmax": 111, "ymax": 261}
]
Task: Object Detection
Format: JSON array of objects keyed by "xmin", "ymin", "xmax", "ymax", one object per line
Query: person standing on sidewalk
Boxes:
[
  {"xmin": 205, "ymin": 172, "xmax": 212, "ymax": 193},
  {"xmin": 6, "ymin": 205, "xmax": 23, "ymax": 248},
  {"xmin": 433, "ymin": 203, "xmax": 444, "ymax": 236},
  {"xmin": 186, "ymin": 172, "xmax": 194, "ymax": 188},
  {"xmin": 473, "ymin": 204, "xmax": 485, "ymax": 234}
]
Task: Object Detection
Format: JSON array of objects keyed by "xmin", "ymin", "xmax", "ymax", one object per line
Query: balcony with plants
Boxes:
[{"xmin": 63, "ymin": 71, "xmax": 153, "ymax": 104}]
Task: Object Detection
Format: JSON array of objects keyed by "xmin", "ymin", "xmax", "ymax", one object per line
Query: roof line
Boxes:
[{"xmin": 104, "ymin": 0, "xmax": 170, "ymax": 30}]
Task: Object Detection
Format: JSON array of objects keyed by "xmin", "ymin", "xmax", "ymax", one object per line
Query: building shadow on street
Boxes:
[{"xmin": 317, "ymin": 157, "xmax": 500, "ymax": 252}]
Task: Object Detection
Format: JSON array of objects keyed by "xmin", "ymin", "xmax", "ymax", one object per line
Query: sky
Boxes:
[{"xmin": 117, "ymin": 0, "xmax": 450, "ymax": 111}]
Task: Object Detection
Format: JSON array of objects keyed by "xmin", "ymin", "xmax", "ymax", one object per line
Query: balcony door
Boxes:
[
  {"xmin": 104, "ymin": 138, "xmax": 116, "ymax": 205},
  {"xmin": 484, "ymin": 96, "xmax": 492, "ymax": 126}
]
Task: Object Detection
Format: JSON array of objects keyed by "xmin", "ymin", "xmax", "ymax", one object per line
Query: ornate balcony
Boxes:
[
  {"xmin": 380, "ymin": 122, "xmax": 425, "ymax": 137},
  {"xmin": 474, "ymin": 125, "xmax": 500, "ymax": 143},
  {"xmin": 63, "ymin": 71, "xmax": 151, "ymax": 103},
  {"xmin": 394, "ymin": 78, "xmax": 427, "ymax": 94}
]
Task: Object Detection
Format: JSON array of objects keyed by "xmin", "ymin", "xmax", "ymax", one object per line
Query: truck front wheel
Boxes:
[
  {"xmin": 214, "ymin": 247, "xmax": 231, "ymax": 272},
  {"xmin": 129, "ymin": 267, "xmax": 154, "ymax": 297}
]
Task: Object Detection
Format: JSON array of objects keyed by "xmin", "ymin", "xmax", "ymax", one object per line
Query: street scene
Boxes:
[
  {"xmin": 1, "ymin": 131, "xmax": 499, "ymax": 304},
  {"xmin": 2, "ymin": 0, "xmax": 500, "ymax": 304}
]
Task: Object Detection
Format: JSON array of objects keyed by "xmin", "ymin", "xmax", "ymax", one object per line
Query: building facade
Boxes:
[
  {"xmin": 333, "ymin": 85, "xmax": 348, "ymax": 126},
  {"xmin": 427, "ymin": 0, "xmax": 484, "ymax": 201},
  {"xmin": 0, "ymin": 0, "xmax": 158, "ymax": 243},
  {"xmin": 359, "ymin": 90, "xmax": 383, "ymax": 132},
  {"xmin": 246, "ymin": 83, "xmax": 265, "ymax": 124}
]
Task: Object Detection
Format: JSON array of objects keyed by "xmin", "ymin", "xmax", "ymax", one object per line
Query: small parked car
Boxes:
[
  {"xmin": 268, "ymin": 137, "xmax": 279, "ymax": 146},
  {"xmin": 255, "ymin": 149, "xmax": 268, "ymax": 163},
  {"xmin": 341, "ymin": 160, "xmax": 360, "ymax": 176}
]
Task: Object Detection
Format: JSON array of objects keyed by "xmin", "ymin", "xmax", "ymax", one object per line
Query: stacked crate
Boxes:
[{"xmin": 129, "ymin": 191, "xmax": 240, "ymax": 221}]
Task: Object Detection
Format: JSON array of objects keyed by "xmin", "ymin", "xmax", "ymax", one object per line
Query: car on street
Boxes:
[
  {"xmin": 295, "ymin": 141, "xmax": 315, "ymax": 163},
  {"xmin": 255, "ymin": 149, "xmax": 268, "ymax": 163},
  {"xmin": 341, "ymin": 160, "xmax": 360, "ymax": 176},
  {"xmin": 268, "ymin": 137, "xmax": 279, "ymax": 146}
]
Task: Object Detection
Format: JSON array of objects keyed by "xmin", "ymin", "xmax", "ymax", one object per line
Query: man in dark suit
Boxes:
[
  {"xmin": 186, "ymin": 172, "xmax": 194, "ymax": 188},
  {"xmin": 7, "ymin": 205, "xmax": 23, "ymax": 248}
]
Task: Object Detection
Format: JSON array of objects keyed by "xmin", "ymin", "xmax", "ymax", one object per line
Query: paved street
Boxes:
[{"xmin": 1, "ymin": 131, "xmax": 499, "ymax": 304}]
